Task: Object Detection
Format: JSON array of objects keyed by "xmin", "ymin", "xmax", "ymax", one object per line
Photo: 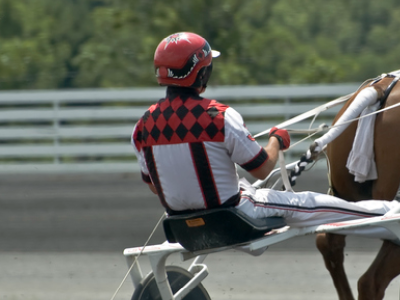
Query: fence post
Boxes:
[
  {"xmin": 53, "ymin": 98, "xmax": 60, "ymax": 164},
  {"xmin": 284, "ymin": 96, "xmax": 292, "ymax": 161}
]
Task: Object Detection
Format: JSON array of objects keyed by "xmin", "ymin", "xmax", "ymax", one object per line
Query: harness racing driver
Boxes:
[{"xmin": 132, "ymin": 32, "xmax": 400, "ymax": 242}]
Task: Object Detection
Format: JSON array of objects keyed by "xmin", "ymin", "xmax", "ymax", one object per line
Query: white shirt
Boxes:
[{"xmin": 132, "ymin": 87, "xmax": 267, "ymax": 213}]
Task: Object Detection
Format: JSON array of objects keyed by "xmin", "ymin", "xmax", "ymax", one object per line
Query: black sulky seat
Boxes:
[{"xmin": 163, "ymin": 207, "xmax": 286, "ymax": 252}]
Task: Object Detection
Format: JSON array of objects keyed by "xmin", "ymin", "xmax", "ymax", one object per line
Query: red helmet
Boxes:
[{"xmin": 154, "ymin": 32, "xmax": 220, "ymax": 88}]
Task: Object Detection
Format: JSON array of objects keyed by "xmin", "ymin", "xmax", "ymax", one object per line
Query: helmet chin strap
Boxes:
[
  {"xmin": 193, "ymin": 63, "xmax": 212, "ymax": 91},
  {"xmin": 197, "ymin": 86, "xmax": 207, "ymax": 94}
]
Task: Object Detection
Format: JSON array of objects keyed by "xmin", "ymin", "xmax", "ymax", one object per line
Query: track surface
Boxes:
[{"xmin": 1, "ymin": 169, "xmax": 399, "ymax": 299}]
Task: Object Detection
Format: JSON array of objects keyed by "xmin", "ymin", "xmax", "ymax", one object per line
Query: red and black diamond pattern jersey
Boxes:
[
  {"xmin": 132, "ymin": 87, "xmax": 268, "ymax": 213},
  {"xmin": 133, "ymin": 92, "xmax": 226, "ymax": 149}
]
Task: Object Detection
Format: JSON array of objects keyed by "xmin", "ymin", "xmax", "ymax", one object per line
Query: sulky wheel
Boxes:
[{"xmin": 131, "ymin": 265, "xmax": 211, "ymax": 300}]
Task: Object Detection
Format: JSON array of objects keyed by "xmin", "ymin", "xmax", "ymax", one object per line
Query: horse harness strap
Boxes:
[
  {"xmin": 382, "ymin": 76, "xmax": 400, "ymax": 105},
  {"xmin": 372, "ymin": 73, "xmax": 400, "ymax": 106}
]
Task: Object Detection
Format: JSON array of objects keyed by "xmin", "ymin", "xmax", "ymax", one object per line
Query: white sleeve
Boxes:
[{"xmin": 224, "ymin": 107, "xmax": 268, "ymax": 171}]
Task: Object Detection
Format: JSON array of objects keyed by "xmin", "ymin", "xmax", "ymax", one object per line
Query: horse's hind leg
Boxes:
[
  {"xmin": 356, "ymin": 164, "xmax": 400, "ymax": 299},
  {"xmin": 357, "ymin": 92, "xmax": 400, "ymax": 299},
  {"xmin": 316, "ymin": 233, "xmax": 355, "ymax": 300},
  {"xmin": 358, "ymin": 240, "xmax": 400, "ymax": 300}
]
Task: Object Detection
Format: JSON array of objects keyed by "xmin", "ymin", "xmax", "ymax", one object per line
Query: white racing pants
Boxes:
[{"xmin": 237, "ymin": 188, "xmax": 399, "ymax": 241}]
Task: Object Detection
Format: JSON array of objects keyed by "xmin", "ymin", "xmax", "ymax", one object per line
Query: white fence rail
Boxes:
[{"xmin": 0, "ymin": 83, "xmax": 360, "ymax": 173}]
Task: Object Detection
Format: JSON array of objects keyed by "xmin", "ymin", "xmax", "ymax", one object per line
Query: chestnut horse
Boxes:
[{"xmin": 316, "ymin": 73, "xmax": 400, "ymax": 300}]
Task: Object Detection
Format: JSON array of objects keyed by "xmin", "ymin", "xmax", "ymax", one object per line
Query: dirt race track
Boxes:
[{"xmin": 0, "ymin": 167, "xmax": 399, "ymax": 300}]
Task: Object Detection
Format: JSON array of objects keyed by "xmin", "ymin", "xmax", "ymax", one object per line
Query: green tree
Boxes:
[
  {"xmin": 0, "ymin": 0, "xmax": 100, "ymax": 89},
  {"xmin": 2, "ymin": 0, "xmax": 400, "ymax": 89}
]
